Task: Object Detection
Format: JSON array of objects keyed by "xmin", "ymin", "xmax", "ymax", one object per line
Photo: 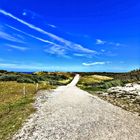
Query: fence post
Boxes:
[
  {"xmin": 36, "ymin": 83, "xmax": 39, "ymax": 91},
  {"xmin": 23, "ymin": 86, "xmax": 26, "ymax": 96}
]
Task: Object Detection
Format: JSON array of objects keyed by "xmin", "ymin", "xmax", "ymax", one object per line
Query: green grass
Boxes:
[
  {"xmin": 78, "ymin": 75, "xmax": 113, "ymax": 91},
  {"xmin": 58, "ymin": 77, "xmax": 73, "ymax": 85},
  {"xmin": 0, "ymin": 81, "xmax": 52, "ymax": 140},
  {"xmin": 78, "ymin": 74, "xmax": 125, "ymax": 92},
  {"xmin": 78, "ymin": 75, "xmax": 113, "ymax": 85},
  {"xmin": 79, "ymin": 85, "xmax": 107, "ymax": 92}
]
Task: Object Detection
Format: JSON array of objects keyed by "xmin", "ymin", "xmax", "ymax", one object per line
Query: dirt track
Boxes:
[{"xmin": 13, "ymin": 75, "xmax": 140, "ymax": 140}]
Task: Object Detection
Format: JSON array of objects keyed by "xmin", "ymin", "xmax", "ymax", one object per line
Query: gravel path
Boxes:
[{"xmin": 13, "ymin": 75, "xmax": 140, "ymax": 140}]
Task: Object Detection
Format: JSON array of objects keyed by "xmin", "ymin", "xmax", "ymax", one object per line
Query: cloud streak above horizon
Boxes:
[
  {"xmin": 0, "ymin": 30, "xmax": 24, "ymax": 43},
  {"xmin": 6, "ymin": 44, "xmax": 28, "ymax": 51},
  {"xmin": 82, "ymin": 62, "xmax": 106, "ymax": 66},
  {"xmin": 96, "ymin": 39, "xmax": 123, "ymax": 47}
]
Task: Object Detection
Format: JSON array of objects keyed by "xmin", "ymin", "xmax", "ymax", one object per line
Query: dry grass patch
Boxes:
[
  {"xmin": 0, "ymin": 81, "xmax": 52, "ymax": 140},
  {"xmin": 79, "ymin": 75, "xmax": 113, "ymax": 85}
]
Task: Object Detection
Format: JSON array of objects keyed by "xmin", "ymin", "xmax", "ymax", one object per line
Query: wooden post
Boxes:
[
  {"xmin": 36, "ymin": 83, "xmax": 39, "ymax": 91},
  {"xmin": 23, "ymin": 86, "xmax": 26, "ymax": 96}
]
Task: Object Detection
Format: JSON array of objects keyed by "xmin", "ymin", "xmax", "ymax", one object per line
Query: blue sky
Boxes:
[{"xmin": 0, "ymin": 0, "xmax": 140, "ymax": 72}]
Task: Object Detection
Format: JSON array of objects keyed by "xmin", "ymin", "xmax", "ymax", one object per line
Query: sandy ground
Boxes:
[
  {"xmin": 108, "ymin": 83, "xmax": 140, "ymax": 95},
  {"xmin": 13, "ymin": 74, "xmax": 140, "ymax": 140}
]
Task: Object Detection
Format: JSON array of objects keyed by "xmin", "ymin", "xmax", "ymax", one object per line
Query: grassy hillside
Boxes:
[
  {"xmin": 78, "ymin": 69, "xmax": 140, "ymax": 115},
  {"xmin": 78, "ymin": 69, "xmax": 140, "ymax": 83},
  {"xmin": 0, "ymin": 70, "xmax": 74, "ymax": 140},
  {"xmin": 78, "ymin": 69, "xmax": 140, "ymax": 91},
  {"xmin": 0, "ymin": 71, "xmax": 74, "ymax": 85},
  {"xmin": 78, "ymin": 75, "xmax": 113, "ymax": 87}
]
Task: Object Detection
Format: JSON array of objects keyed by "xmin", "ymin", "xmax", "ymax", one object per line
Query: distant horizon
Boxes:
[
  {"xmin": 1, "ymin": 68, "xmax": 139, "ymax": 73},
  {"xmin": 0, "ymin": 0, "xmax": 140, "ymax": 72}
]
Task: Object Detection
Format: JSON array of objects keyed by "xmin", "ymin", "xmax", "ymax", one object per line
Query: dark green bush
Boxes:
[
  {"xmin": 48, "ymin": 80, "xmax": 59, "ymax": 85},
  {"xmin": 0, "ymin": 70, "xmax": 7, "ymax": 73},
  {"xmin": 0, "ymin": 75, "xmax": 19, "ymax": 81},
  {"xmin": 31, "ymin": 75, "xmax": 46, "ymax": 82},
  {"xmin": 98, "ymin": 80, "xmax": 124, "ymax": 89},
  {"xmin": 17, "ymin": 77, "xmax": 35, "ymax": 83}
]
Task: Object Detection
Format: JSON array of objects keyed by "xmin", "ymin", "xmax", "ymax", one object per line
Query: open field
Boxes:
[{"xmin": 0, "ymin": 71, "xmax": 73, "ymax": 140}]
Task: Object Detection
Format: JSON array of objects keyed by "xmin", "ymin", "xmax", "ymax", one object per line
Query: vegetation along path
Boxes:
[{"xmin": 13, "ymin": 74, "xmax": 140, "ymax": 140}]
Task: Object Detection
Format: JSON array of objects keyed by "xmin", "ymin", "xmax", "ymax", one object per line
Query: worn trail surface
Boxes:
[{"xmin": 13, "ymin": 75, "xmax": 140, "ymax": 140}]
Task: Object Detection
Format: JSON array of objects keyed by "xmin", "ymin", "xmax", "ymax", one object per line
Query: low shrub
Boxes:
[
  {"xmin": 17, "ymin": 77, "xmax": 35, "ymax": 83},
  {"xmin": 0, "ymin": 75, "xmax": 19, "ymax": 81}
]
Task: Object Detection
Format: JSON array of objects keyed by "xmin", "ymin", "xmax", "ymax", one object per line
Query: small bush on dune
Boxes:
[
  {"xmin": 0, "ymin": 75, "xmax": 20, "ymax": 81},
  {"xmin": 95, "ymin": 80, "xmax": 124, "ymax": 90},
  {"xmin": 31, "ymin": 75, "xmax": 46, "ymax": 82},
  {"xmin": 17, "ymin": 77, "xmax": 35, "ymax": 83},
  {"xmin": 0, "ymin": 70, "xmax": 8, "ymax": 73}
]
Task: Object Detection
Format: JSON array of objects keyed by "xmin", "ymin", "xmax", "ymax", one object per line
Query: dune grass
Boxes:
[
  {"xmin": 78, "ymin": 75, "xmax": 113, "ymax": 86},
  {"xmin": 0, "ymin": 81, "xmax": 52, "ymax": 140}
]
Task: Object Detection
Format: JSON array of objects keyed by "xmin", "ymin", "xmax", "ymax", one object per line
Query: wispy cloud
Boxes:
[
  {"xmin": 22, "ymin": 12, "xmax": 27, "ymax": 16},
  {"xmin": 6, "ymin": 25, "xmax": 56, "ymax": 44},
  {"xmin": 48, "ymin": 24, "xmax": 56, "ymax": 28},
  {"xmin": 22, "ymin": 9, "xmax": 41, "ymax": 19},
  {"xmin": 72, "ymin": 44, "xmax": 97, "ymax": 54},
  {"xmin": 0, "ymin": 30, "xmax": 24, "ymax": 43},
  {"xmin": 7, "ymin": 25, "xmax": 70, "ymax": 57},
  {"xmin": 108, "ymin": 42, "xmax": 122, "ymax": 47},
  {"xmin": 73, "ymin": 53, "xmax": 92, "ymax": 58},
  {"xmin": 96, "ymin": 39, "xmax": 106, "ymax": 45},
  {"xmin": 0, "ymin": 9, "xmax": 59, "ymax": 39},
  {"xmin": 6, "ymin": 44, "xmax": 28, "ymax": 51},
  {"xmin": 0, "ymin": 10, "xmax": 65, "ymax": 42},
  {"xmin": 101, "ymin": 49, "xmax": 105, "ymax": 52},
  {"xmin": 0, "ymin": 9, "xmax": 97, "ymax": 56},
  {"xmin": 44, "ymin": 45, "xmax": 97, "ymax": 58},
  {"xmin": 44, "ymin": 45, "xmax": 70, "ymax": 58},
  {"xmin": 74, "ymin": 53, "xmax": 87, "ymax": 57},
  {"xmin": 96, "ymin": 39, "xmax": 123, "ymax": 47},
  {"xmin": 22, "ymin": 9, "xmax": 57, "ymax": 28},
  {"xmin": 82, "ymin": 61, "xmax": 109, "ymax": 66}
]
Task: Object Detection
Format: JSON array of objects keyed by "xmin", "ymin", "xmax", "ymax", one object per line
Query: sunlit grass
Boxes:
[
  {"xmin": 78, "ymin": 75, "xmax": 113, "ymax": 85},
  {"xmin": 58, "ymin": 77, "xmax": 73, "ymax": 85},
  {"xmin": 0, "ymin": 81, "xmax": 52, "ymax": 140}
]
